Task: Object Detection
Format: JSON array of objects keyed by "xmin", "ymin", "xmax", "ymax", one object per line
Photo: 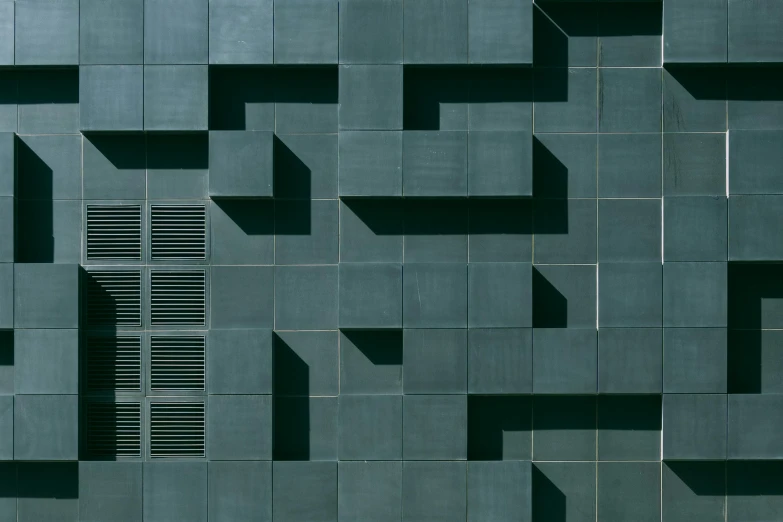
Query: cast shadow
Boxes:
[
  {"xmin": 664, "ymin": 64, "xmax": 783, "ymax": 102},
  {"xmin": 273, "ymin": 332, "xmax": 311, "ymax": 460},
  {"xmin": 212, "ymin": 199, "xmax": 274, "ymax": 236},
  {"xmin": 13, "ymin": 462, "xmax": 78, "ymax": 499},
  {"xmin": 273, "ymin": 136, "xmax": 312, "ymax": 235},
  {"xmin": 340, "ymin": 330, "xmax": 403, "ymax": 365},
  {"xmin": 597, "ymin": 395, "xmax": 661, "ymax": 431},
  {"xmin": 402, "ymin": 66, "xmax": 536, "ymax": 130},
  {"xmin": 83, "ymin": 133, "xmax": 146, "ymax": 171},
  {"xmin": 16, "ymin": 69, "xmax": 79, "ymax": 107},
  {"xmin": 209, "ymin": 66, "xmax": 338, "ymax": 131},
  {"xmin": 146, "ymin": 133, "xmax": 208, "ymax": 171},
  {"xmin": 467, "ymin": 395, "xmax": 531, "ymax": 460},
  {"xmin": 15, "ymin": 137, "xmax": 52, "ymax": 262},
  {"xmin": 532, "ymin": 267, "xmax": 568, "ymax": 328},
  {"xmin": 532, "ymin": 464, "xmax": 567, "ymax": 522},
  {"xmin": 0, "ymin": 330, "xmax": 11, "ymax": 366},
  {"xmin": 533, "ymin": 395, "xmax": 596, "ymax": 431},
  {"xmin": 666, "ymin": 461, "xmax": 725, "ymax": 497},
  {"xmin": 727, "ymin": 262, "xmax": 783, "ymax": 393},
  {"xmin": 670, "ymin": 460, "xmax": 783, "ymax": 497}
]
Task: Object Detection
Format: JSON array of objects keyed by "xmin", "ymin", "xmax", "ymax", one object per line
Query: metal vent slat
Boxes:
[
  {"xmin": 87, "ymin": 205, "xmax": 142, "ymax": 260},
  {"xmin": 150, "ymin": 336, "xmax": 205, "ymax": 391},
  {"xmin": 150, "ymin": 205, "xmax": 206, "ymax": 260},
  {"xmin": 150, "ymin": 271, "xmax": 206, "ymax": 326},
  {"xmin": 86, "ymin": 336, "xmax": 142, "ymax": 392},
  {"xmin": 87, "ymin": 271, "xmax": 143, "ymax": 327},
  {"xmin": 86, "ymin": 402, "xmax": 142, "ymax": 458},
  {"xmin": 149, "ymin": 402, "xmax": 205, "ymax": 458}
]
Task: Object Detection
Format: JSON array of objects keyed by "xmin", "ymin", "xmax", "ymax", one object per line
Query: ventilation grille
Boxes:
[
  {"xmin": 86, "ymin": 402, "xmax": 142, "ymax": 458},
  {"xmin": 86, "ymin": 205, "xmax": 142, "ymax": 260},
  {"xmin": 86, "ymin": 270, "xmax": 142, "ymax": 327},
  {"xmin": 150, "ymin": 205, "xmax": 207, "ymax": 260},
  {"xmin": 150, "ymin": 271, "xmax": 206, "ymax": 326},
  {"xmin": 150, "ymin": 336, "xmax": 205, "ymax": 391},
  {"xmin": 86, "ymin": 336, "xmax": 142, "ymax": 392},
  {"xmin": 149, "ymin": 402, "xmax": 205, "ymax": 458}
]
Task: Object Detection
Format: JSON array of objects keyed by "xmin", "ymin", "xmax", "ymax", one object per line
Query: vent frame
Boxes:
[
  {"xmin": 82, "ymin": 398, "xmax": 143, "ymax": 460},
  {"xmin": 147, "ymin": 398, "xmax": 207, "ymax": 460},
  {"xmin": 82, "ymin": 201, "xmax": 145, "ymax": 265},
  {"xmin": 146, "ymin": 332, "xmax": 207, "ymax": 396},
  {"xmin": 83, "ymin": 333, "xmax": 144, "ymax": 396},
  {"xmin": 147, "ymin": 201, "xmax": 209, "ymax": 264},
  {"xmin": 84, "ymin": 267, "xmax": 144, "ymax": 330},
  {"xmin": 147, "ymin": 268, "xmax": 209, "ymax": 328}
]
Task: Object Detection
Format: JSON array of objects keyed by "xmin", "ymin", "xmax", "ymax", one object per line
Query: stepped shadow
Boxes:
[
  {"xmin": 15, "ymin": 137, "xmax": 52, "ymax": 262},
  {"xmin": 597, "ymin": 395, "xmax": 661, "ymax": 431},
  {"xmin": 211, "ymin": 199, "xmax": 274, "ymax": 235},
  {"xmin": 0, "ymin": 462, "xmax": 80, "ymax": 521},
  {"xmin": 273, "ymin": 333, "xmax": 311, "ymax": 460},
  {"xmin": 671, "ymin": 460, "xmax": 783, "ymax": 498},
  {"xmin": 146, "ymin": 133, "xmax": 208, "ymax": 170},
  {"xmin": 665, "ymin": 63, "xmax": 783, "ymax": 101},
  {"xmin": 532, "ymin": 267, "xmax": 568, "ymax": 328},
  {"xmin": 340, "ymin": 330, "xmax": 403, "ymax": 365},
  {"xmin": 0, "ymin": 331, "xmax": 11, "ymax": 395},
  {"xmin": 403, "ymin": 66, "xmax": 537, "ymax": 130},
  {"xmin": 727, "ymin": 263, "xmax": 783, "ymax": 393},
  {"xmin": 209, "ymin": 66, "xmax": 338, "ymax": 131},
  {"xmin": 273, "ymin": 136, "xmax": 311, "ymax": 235},
  {"xmin": 467, "ymin": 395, "xmax": 531, "ymax": 460},
  {"xmin": 532, "ymin": 465, "xmax": 567, "ymax": 522},
  {"xmin": 83, "ymin": 133, "xmax": 146, "ymax": 170},
  {"xmin": 16, "ymin": 69, "xmax": 79, "ymax": 106}
]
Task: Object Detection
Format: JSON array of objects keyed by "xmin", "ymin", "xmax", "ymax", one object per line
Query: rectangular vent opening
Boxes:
[
  {"xmin": 150, "ymin": 205, "xmax": 207, "ymax": 260},
  {"xmin": 86, "ymin": 336, "xmax": 142, "ymax": 393},
  {"xmin": 86, "ymin": 402, "xmax": 142, "ymax": 458},
  {"xmin": 86, "ymin": 270, "xmax": 143, "ymax": 327},
  {"xmin": 150, "ymin": 336, "xmax": 205, "ymax": 391},
  {"xmin": 150, "ymin": 270, "xmax": 206, "ymax": 326},
  {"xmin": 87, "ymin": 205, "xmax": 142, "ymax": 260},
  {"xmin": 149, "ymin": 402, "xmax": 205, "ymax": 458}
]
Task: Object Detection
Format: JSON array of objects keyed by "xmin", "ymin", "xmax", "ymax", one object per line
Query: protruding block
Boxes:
[
  {"xmin": 80, "ymin": 0, "xmax": 144, "ymax": 64},
  {"xmin": 468, "ymin": 0, "xmax": 532, "ymax": 64},
  {"xmin": 339, "ymin": 0, "xmax": 403, "ymax": 64},
  {"xmin": 339, "ymin": 263, "xmax": 402, "ymax": 329},
  {"xmin": 403, "ymin": 131, "xmax": 468, "ymax": 196},
  {"xmin": 80, "ymin": 66, "xmax": 144, "ymax": 131},
  {"xmin": 144, "ymin": 65, "xmax": 208, "ymax": 131},
  {"xmin": 728, "ymin": 0, "xmax": 783, "ymax": 62},
  {"xmin": 14, "ymin": 395, "xmax": 78, "ymax": 460},
  {"xmin": 664, "ymin": 0, "xmax": 727, "ymax": 63},
  {"xmin": 209, "ymin": 131, "xmax": 273, "ymax": 197},
  {"xmin": 728, "ymin": 394, "xmax": 783, "ymax": 459},
  {"xmin": 209, "ymin": 0, "xmax": 273, "ymax": 64},
  {"xmin": 468, "ymin": 131, "xmax": 532, "ymax": 196},
  {"xmin": 274, "ymin": 0, "xmax": 338, "ymax": 64},
  {"xmin": 664, "ymin": 394, "xmax": 727, "ymax": 460},
  {"xmin": 15, "ymin": 0, "xmax": 79, "ymax": 65},
  {"xmin": 338, "ymin": 131, "xmax": 402, "ymax": 196},
  {"xmin": 144, "ymin": 0, "xmax": 208, "ymax": 64},
  {"xmin": 14, "ymin": 264, "xmax": 79, "ymax": 329},
  {"xmin": 467, "ymin": 462, "xmax": 531, "ymax": 522},
  {"xmin": 403, "ymin": 0, "xmax": 468, "ymax": 64},
  {"xmin": 14, "ymin": 330, "xmax": 78, "ymax": 395}
]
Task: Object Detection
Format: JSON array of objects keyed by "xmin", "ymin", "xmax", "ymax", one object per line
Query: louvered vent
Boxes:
[
  {"xmin": 150, "ymin": 271, "xmax": 206, "ymax": 326},
  {"xmin": 86, "ymin": 270, "xmax": 142, "ymax": 327},
  {"xmin": 86, "ymin": 336, "xmax": 142, "ymax": 392},
  {"xmin": 86, "ymin": 402, "xmax": 142, "ymax": 458},
  {"xmin": 149, "ymin": 402, "xmax": 205, "ymax": 458},
  {"xmin": 86, "ymin": 205, "xmax": 142, "ymax": 260},
  {"xmin": 150, "ymin": 205, "xmax": 206, "ymax": 260},
  {"xmin": 150, "ymin": 336, "xmax": 205, "ymax": 391}
]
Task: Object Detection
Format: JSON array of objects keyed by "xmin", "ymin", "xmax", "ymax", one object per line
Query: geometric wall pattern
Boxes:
[{"xmin": 1, "ymin": 0, "xmax": 783, "ymax": 520}]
